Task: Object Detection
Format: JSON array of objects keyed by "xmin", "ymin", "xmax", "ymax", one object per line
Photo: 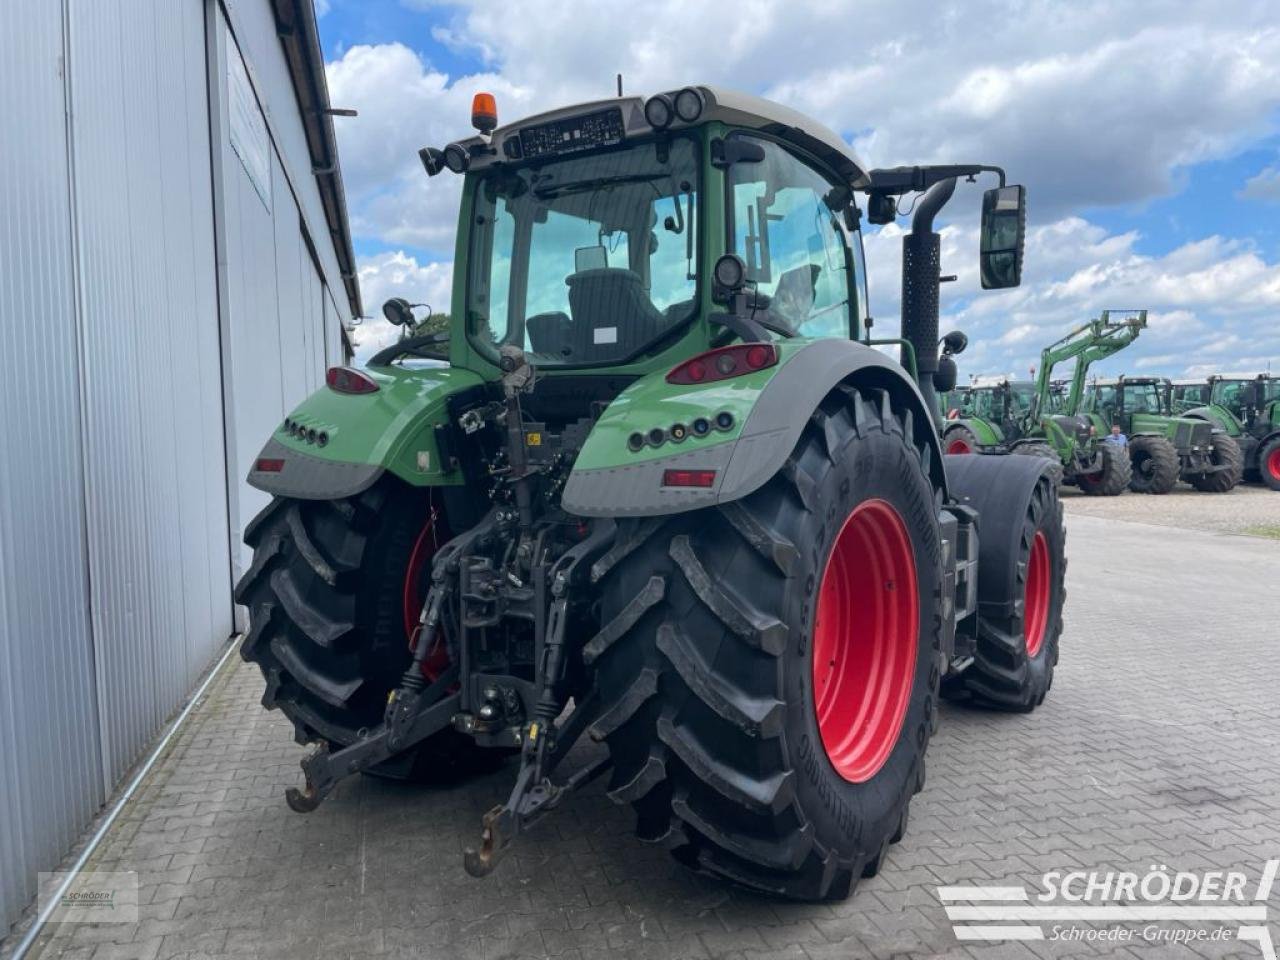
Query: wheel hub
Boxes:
[
  {"xmin": 812, "ymin": 499, "xmax": 919, "ymax": 784},
  {"xmin": 1268, "ymin": 446, "xmax": 1280, "ymax": 482},
  {"xmin": 1024, "ymin": 530, "xmax": 1050, "ymax": 657}
]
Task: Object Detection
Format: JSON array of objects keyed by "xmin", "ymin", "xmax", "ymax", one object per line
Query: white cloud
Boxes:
[
  {"xmin": 1241, "ymin": 164, "xmax": 1280, "ymax": 202},
  {"xmin": 932, "ymin": 218, "xmax": 1280, "ymax": 378},
  {"xmin": 350, "ymin": 251, "xmax": 454, "ymax": 363}
]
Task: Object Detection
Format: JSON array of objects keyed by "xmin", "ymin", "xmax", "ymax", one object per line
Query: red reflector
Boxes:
[
  {"xmin": 326, "ymin": 366, "xmax": 379, "ymax": 395},
  {"xmin": 662, "ymin": 469, "xmax": 717, "ymax": 488},
  {"xmin": 667, "ymin": 344, "xmax": 778, "ymax": 385},
  {"xmin": 255, "ymin": 458, "xmax": 285, "ymax": 473}
]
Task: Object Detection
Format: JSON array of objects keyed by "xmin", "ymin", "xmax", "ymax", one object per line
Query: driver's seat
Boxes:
[{"xmin": 564, "ymin": 268, "xmax": 667, "ymax": 361}]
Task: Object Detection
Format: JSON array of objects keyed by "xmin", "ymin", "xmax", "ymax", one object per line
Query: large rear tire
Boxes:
[
  {"xmin": 589, "ymin": 386, "xmax": 942, "ymax": 900},
  {"xmin": 1127, "ymin": 435, "xmax": 1179, "ymax": 494},
  {"xmin": 1012, "ymin": 441, "xmax": 1064, "ymax": 486},
  {"xmin": 1076, "ymin": 443, "xmax": 1131, "ymax": 497},
  {"xmin": 235, "ymin": 481, "xmax": 506, "ymax": 783},
  {"xmin": 1188, "ymin": 434, "xmax": 1242, "ymax": 493},
  {"xmin": 1259, "ymin": 437, "xmax": 1280, "ymax": 492},
  {"xmin": 949, "ymin": 475, "xmax": 1066, "ymax": 711}
]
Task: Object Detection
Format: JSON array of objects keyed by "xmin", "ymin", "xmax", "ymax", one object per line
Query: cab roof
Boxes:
[
  {"xmin": 459, "ymin": 85, "xmax": 871, "ymax": 188},
  {"xmin": 1092, "ymin": 375, "xmax": 1169, "ymax": 387}
]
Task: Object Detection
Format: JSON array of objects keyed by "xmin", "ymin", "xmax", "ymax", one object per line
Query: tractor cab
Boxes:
[
  {"xmin": 1208, "ymin": 373, "xmax": 1280, "ymax": 429},
  {"xmin": 1086, "ymin": 376, "xmax": 1175, "ymax": 431},
  {"xmin": 964, "ymin": 377, "xmax": 1035, "ymax": 437}
]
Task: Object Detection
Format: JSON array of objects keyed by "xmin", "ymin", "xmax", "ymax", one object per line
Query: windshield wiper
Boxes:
[{"xmin": 533, "ymin": 172, "xmax": 667, "ymax": 198}]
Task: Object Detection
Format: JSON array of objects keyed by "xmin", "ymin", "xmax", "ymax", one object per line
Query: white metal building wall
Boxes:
[
  {"xmin": 0, "ymin": 0, "xmax": 353, "ymax": 934},
  {"xmin": 0, "ymin": 0, "xmax": 104, "ymax": 929},
  {"xmin": 67, "ymin": 0, "xmax": 234, "ymax": 788},
  {"xmin": 211, "ymin": 4, "xmax": 344, "ymax": 585}
]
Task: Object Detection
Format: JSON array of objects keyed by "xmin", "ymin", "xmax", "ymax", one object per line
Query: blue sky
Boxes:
[{"xmin": 315, "ymin": 0, "xmax": 1280, "ymax": 377}]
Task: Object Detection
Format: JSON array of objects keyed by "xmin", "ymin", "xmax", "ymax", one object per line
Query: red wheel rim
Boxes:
[
  {"xmin": 1268, "ymin": 447, "xmax": 1280, "ymax": 482},
  {"xmin": 812, "ymin": 499, "xmax": 919, "ymax": 784},
  {"xmin": 947, "ymin": 437, "xmax": 973, "ymax": 454},
  {"xmin": 403, "ymin": 507, "xmax": 450, "ymax": 679},
  {"xmin": 1024, "ymin": 530, "xmax": 1050, "ymax": 658}
]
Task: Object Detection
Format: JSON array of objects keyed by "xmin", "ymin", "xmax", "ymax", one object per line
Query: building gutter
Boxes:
[{"xmin": 270, "ymin": 0, "xmax": 363, "ymax": 321}]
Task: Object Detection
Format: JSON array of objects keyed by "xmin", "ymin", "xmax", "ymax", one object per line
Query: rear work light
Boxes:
[
  {"xmin": 326, "ymin": 366, "xmax": 379, "ymax": 395},
  {"xmin": 666, "ymin": 343, "xmax": 778, "ymax": 385},
  {"xmin": 662, "ymin": 469, "xmax": 717, "ymax": 488}
]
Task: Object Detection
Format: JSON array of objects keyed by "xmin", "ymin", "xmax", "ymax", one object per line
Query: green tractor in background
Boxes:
[
  {"xmin": 234, "ymin": 86, "xmax": 1068, "ymax": 900},
  {"xmin": 941, "ymin": 312, "xmax": 1144, "ymax": 495},
  {"xmin": 1081, "ymin": 376, "xmax": 1242, "ymax": 493},
  {"xmin": 1173, "ymin": 373, "xmax": 1280, "ymax": 490}
]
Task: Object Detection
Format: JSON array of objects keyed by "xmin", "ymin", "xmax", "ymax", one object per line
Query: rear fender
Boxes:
[
  {"xmin": 944, "ymin": 452, "xmax": 1055, "ymax": 618},
  {"xmin": 246, "ymin": 364, "xmax": 486, "ymax": 500},
  {"xmin": 561, "ymin": 338, "xmax": 944, "ymax": 517}
]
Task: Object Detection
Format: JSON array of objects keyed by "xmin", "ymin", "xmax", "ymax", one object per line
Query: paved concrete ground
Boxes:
[
  {"xmin": 1061, "ymin": 482, "xmax": 1280, "ymax": 538},
  {"xmin": 8, "ymin": 511, "xmax": 1280, "ymax": 960}
]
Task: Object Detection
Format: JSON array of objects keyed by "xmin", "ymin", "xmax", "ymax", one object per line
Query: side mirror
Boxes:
[
  {"xmin": 1240, "ymin": 383, "xmax": 1259, "ymax": 408},
  {"xmin": 934, "ymin": 356, "xmax": 958, "ymax": 393},
  {"xmin": 382, "ymin": 297, "xmax": 416, "ymax": 327},
  {"xmin": 941, "ymin": 329, "xmax": 968, "ymax": 357},
  {"xmin": 867, "ymin": 192, "xmax": 896, "ymax": 226},
  {"xmin": 979, "ymin": 184, "xmax": 1026, "ymax": 290}
]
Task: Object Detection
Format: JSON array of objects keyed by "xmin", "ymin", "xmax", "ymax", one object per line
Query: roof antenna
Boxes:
[{"xmin": 617, "ymin": 73, "xmax": 623, "ymax": 97}]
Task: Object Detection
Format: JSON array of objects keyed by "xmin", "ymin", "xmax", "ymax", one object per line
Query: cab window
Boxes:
[{"xmin": 727, "ymin": 137, "xmax": 855, "ymax": 338}]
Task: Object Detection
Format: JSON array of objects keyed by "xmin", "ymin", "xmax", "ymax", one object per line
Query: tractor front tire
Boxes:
[
  {"xmin": 1259, "ymin": 437, "xmax": 1280, "ymax": 492},
  {"xmin": 944, "ymin": 424, "xmax": 979, "ymax": 455},
  {"xmin": 949, "ymin": 474, "xmax": 1066, "ymax": 711},
  {"xmin": 1076, "ymin": 443, "xmax": 1131, "ymax": 497},
  {"xmin": 1189, "ymin": 434, "xmax": 1243, "ymax": 493},
  {"xmin": 1127, "ymin": 436, "xmax": 1179, "ymax": 494},
  {"xmin": 589, "ymin": 386, "xmax": 941, "ymax": 900},
  {"xmin": 235, "ymin": 481, "xmax": 507, "ymax": 784}
]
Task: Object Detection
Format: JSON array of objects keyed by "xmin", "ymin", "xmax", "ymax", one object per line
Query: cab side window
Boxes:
[{"xmin": 728, "ymin": 137, "xmax": 855, "ymax": 338}]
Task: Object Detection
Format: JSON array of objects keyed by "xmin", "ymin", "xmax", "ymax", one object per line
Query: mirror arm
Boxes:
[{"xmin": 864, "ymin": 164, "xmax": 1005, "ymax": 196}]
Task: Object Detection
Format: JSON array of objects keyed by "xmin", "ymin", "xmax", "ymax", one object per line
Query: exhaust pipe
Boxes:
[{"xmin": 901, "ymin": 177, "xmax": 956, "ymax": 425}]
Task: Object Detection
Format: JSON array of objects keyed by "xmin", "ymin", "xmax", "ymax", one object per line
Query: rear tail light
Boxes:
[
  {"xmin": 662, "ymin": 469, "xmax": 717, "ymax": 488},
  {"xmin": 326, "ymin": 366, "xmax": 379, "ymax": 395},
  {"xmin": 666, "ymin": 343, "xmax": 778, "ymax": 385},
  {"xmin": 255, "ymin": 458, "xmax": 285, "ymax": 473}
]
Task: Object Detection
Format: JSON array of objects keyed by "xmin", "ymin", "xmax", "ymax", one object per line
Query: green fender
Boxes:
[
  {"xmin": 561, "ymin": 338, "xmax": 945, "ymax": 518},
  {"xmin": 1182, "ymin": 404, "xmax": 1243, "ymax": 437},
  {"xmin": 246, "ymin": 363, "xmax": 486, "ymax": 500}
]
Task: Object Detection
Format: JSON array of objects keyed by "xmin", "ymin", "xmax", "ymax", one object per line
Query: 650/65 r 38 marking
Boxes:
[{"xmin": 588, "ymin": 384, "xmax": 943, "ymax": 901}]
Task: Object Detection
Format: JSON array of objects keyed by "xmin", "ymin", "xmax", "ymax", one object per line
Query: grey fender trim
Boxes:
[
  {"xmin": 562, "ymin": 339, "xmax": 944, "ymax": 518},
  {"xmin": 247, "ymin": 437, "xmax": 384, "ymax": 501}
]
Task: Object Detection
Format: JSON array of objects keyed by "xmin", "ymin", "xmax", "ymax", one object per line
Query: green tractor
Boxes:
[
  {"xmin": 941, "ymin": 312, "xmax": 1145, "ymax": 495},
  {"xmin": 235, "ymin": 86, "xmax": 1067, "ymax": 900},
  {"xmin": 1081, "ymin": 376, "xmax": 1243, "ymax": 493},
  {"xmin": 1175, "ymin": 373, "xmax": 1280, "ymax": 490}
]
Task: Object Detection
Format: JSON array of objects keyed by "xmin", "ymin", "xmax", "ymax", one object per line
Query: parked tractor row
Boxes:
[{"xmin": 941, "ymin": 311, "xmax": 1269, "ymax": 495}]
